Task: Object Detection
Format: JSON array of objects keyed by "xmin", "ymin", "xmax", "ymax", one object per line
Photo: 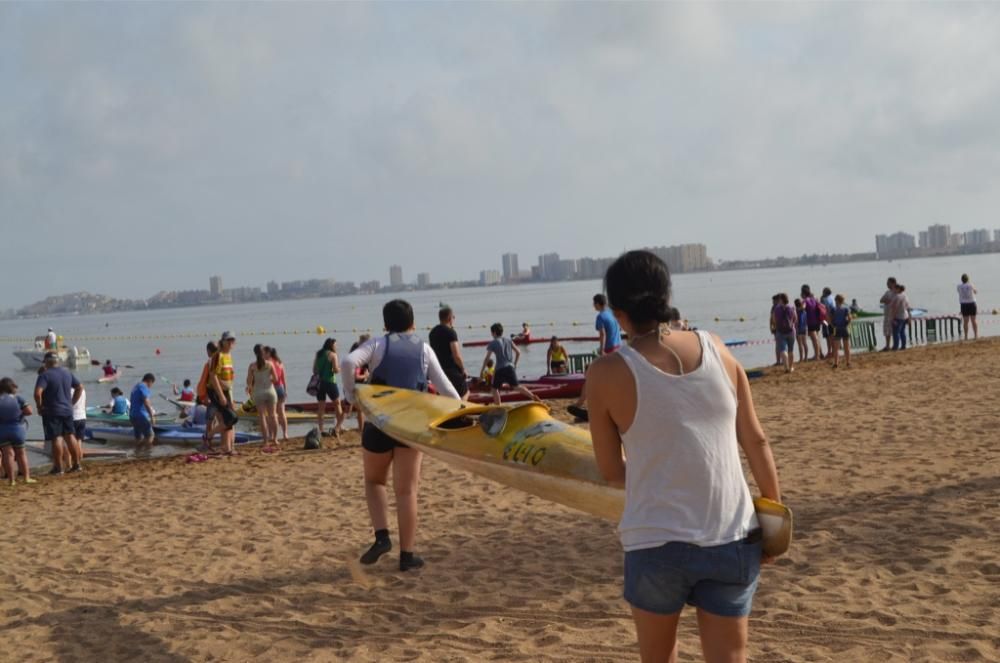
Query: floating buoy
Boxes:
[
  {"xmin": 316, "ymin": 325, "xmax": 326, "ymax": 334},
  {"xmin": 714, "ymin": 317, "xmax": 720, "ymax": 322},
  {"xmin": 155, "ymin": 348, "xmax": 161, "ymax": 355},
  {"xmin": 739, "ymin": 317, "xmax": 745, "ymax": 322}
]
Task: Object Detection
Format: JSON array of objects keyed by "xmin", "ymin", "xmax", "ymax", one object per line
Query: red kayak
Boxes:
[{"xmin": 462, "ymin": 336, "xmax": 602, "ymax": 348}]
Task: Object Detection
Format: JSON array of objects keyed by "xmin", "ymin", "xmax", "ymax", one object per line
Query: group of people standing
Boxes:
[{"xmin": 771, "ymin": 285, "xmax": 855, "ymax": 371}]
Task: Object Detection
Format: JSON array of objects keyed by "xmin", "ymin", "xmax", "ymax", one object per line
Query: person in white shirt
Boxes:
[
  {"xmin": 342, "ymin": 299, "xmax": 460, "ymax": 572},
  {"xmin": 957, "ymin": 273, "xmax": 979, "ymax": 340},
  {"xmin": 587, "ymin": 250, "xmax": 781, "ymax": 663},
  {"xmin": 70, "ymin": 386, "xmax": 87, "ymax": 469}
]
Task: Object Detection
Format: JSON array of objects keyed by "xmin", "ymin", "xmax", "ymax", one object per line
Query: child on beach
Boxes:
[
  {"xmin": 794, "ymin": 299, "xmax": 808, "ymax": 363},
  {"xmin": 479, "ymin": 358, "xmax": 495, "ymax": 386},
  {"xmin": 481, "ymin": 323, "xmax": 541, "ymax": 405},
  {"xmin": 587, "ymin": 250, "xmax": 781, "ymax": 663},
  {"xmin": 831, "ymin": 294, "xmax": 852, "ymax": 368}
]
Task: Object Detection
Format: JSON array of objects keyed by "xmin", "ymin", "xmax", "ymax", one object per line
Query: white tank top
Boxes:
[{"xmin": 616, "ymin": 330, "xmax": 758, "ymax": 551}]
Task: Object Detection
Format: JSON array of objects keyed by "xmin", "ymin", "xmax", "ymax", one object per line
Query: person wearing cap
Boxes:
[
  {"xmin": 208, "ymin": 332, "xmax": 239, "ymax": 455},
  {"xmin": 45, "ymin": 328, "xmax": 57, "ymax": 350},
  {"xmin": 34, "ymin": 352, "xmax": 84, "ymax": 474}
]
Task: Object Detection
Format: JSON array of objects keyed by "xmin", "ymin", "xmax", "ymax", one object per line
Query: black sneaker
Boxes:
[
  {"xmin": 48, "ymin": 467, "xmax": 64, "ymax": 476},
  {"xmin": 67, "ymin": 465, "xmax": 83, "ymax": 474},
  {"xmin": 399, "ymin": 554, "xmax": 425, "ymax": 572},
  {"xmin": 567, "ymin": 405, "xmax": 589, "ymax": 422},
  {"xmin": 360, "ymin": 538, "xmax": 392, "ymax": 565}
]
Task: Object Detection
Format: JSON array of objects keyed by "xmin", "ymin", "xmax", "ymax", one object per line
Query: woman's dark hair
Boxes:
[
  {"xmin": 821, "ymin": 287, "xmax": 832, "ymax": 297},
  {"xmin": 267, "ymin": 346, "xmax": 281, "ymax": 363},
  {"xmin": 183, "ymin": 379, "xmax": 191, "ymax": 387},
  {"xmin": 604, "ymin": 250, "xmax": 672, "ymax": 326},
  {"xmin": 383, "ymin": 299, "xmax": 414, "ymax": 333},
  {"xmin": 961, "ymin": 273, "xmax": 969, "ymax": 283},
  {"xmin": 206, "ymin": 341, "xmax": 218, "ymax": 355},
  {"xmin": 794, "ymin": 298, "xmax": 803, "ymax": 309},
  {"xmin": 669, "ymin": 307, "xmax": 682, "ymax": 322},
  {"xmin": 0, "ymin": 377, "xmax": 17, "ymax": 394},
  {"xmin": 254, "ymin": 343, "xmax": 266, "ymax": 370},
  {"xmin": 801, "ymin": 284, "xmax": 813, "ymax": 298},
  {"xmin": 778, "ymin": 293, "xmax": 789, "ymax": 305},
  {"xmin": 316, "ymin": 338, "xmax": 336, "ymax": 360},
  {"xmin": 491, "ymin": 323, "xmax": 504, "ymax": 337}
]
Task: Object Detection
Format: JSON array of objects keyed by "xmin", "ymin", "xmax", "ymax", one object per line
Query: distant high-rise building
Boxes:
[
  {"xmin": 875, "ymin": 232, "xmax": 915, "ymax": 258},
  {"xmin": 389, "ymin": 265, "xmax": 403, "ymax": 288},
  {"xmin": 926, "ymin": 224, "xmax": 951, "ymax": 249},
  {"xmin": 502, "ymin": 253, "xmax": 520, "ymax": 283},
  {"xmin": 266, "ymin": 280, "xmax": 279, "ymax": 295},
  {"xmin": 964, "ymin": 229, "xmax": 991, "ymax": 246},
  {"xmin": 919, "ymin": 231, "xmax": 929, "ymax": 248},
  {"xmin": 479, "ymin": 269, "xmax": 502, "ymax": 286},
  {"xmin": 417, "ymin": 272, "xmax": 431, "ymax": 288},
  {"xmin": 537, "ymin": 253, "xmax": 561, "ymax": 280},
  {"xmin": 950, "ymin": 233, "xmax": 964, "ymax": 248},
  {"xmin": 209, "ymin": 275, "xmax": 223, "ymax": 297},
  {"xmin": 995, "ymin": 229, "xmax": 1000, "ymax": 243},
  {"xmin": 647, "ymin": 244, "xmax": 711, "ymax": 273}
]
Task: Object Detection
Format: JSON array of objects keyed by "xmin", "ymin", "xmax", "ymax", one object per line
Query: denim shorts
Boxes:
[
  {"xmin": 773, "ymin": 332, "xmax": 795, "ymax": 353},
  {"xmin": 624, "ymin": 536, "xmax": 762, "ymax": 617}
]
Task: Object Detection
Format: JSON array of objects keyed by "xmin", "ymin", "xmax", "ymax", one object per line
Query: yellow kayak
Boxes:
[
  {"xmin": 235, "ymin": 402, "xmax": 318, "ymax": 423},
  {"xmin": 356, "ymin": 384, "xmax": 793, "ymax": 556},
  {"xmin": 355, "ymin": 384, "xmax": 625, "ymax": 520}
]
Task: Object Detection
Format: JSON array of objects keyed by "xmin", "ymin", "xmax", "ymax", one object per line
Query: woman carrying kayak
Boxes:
[
  {"xmin": 586, "ymin": 250, "xmax": 782, "ymax": 663},
  {"xmin": 343, "ymin": 299, "xmax": 461, "ymax": 571}
]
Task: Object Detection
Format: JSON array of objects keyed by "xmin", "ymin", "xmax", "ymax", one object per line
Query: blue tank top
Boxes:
[{"xmin": 370, "ymin": 333, "xmax": 427, "ymax": 392}]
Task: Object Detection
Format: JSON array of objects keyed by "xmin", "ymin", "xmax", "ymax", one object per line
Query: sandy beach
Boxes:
[{"xmin": 2, "ymin": 338, "xmax": 999, "ymax": 662}]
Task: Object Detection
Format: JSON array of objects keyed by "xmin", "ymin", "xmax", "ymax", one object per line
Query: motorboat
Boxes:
[{"xmin": 12, "ymin": 336, "xmax": 91, "ymax": 370}]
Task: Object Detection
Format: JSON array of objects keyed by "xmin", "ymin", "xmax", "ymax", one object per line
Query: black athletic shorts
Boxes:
[
  {"xmin": 961, "ymin": 302, "xmax": 977, "ymax": 317},
  {"xmin": 361, "ymin": 422, "xmax": 408, "ymax": 454},
  {"xmin": 74, "ymin": 419, "xmax": 87, "ymax": 442},
  {"xmin": 316, "ymin": 381, "xmax": 340, "ymax": 402},
  {"xmin": 493, "ymin": 365, "xmax": 518, "ymax": 389},
  {"xmin": 208, "ymin": 389, "xmax": 238, "ymax": 431},
  {"xmin": 444, "ymin": 369, "xmax": 468, "ymax": 397},
  {"xmin": 42, "ymin": 415, "xmax": 75, "ymax": 442}
]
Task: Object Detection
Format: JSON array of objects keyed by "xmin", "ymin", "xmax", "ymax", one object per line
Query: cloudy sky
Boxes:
[{"xmin": 3, "ymin": 2, "xmax": 1000, "ymax": 307}]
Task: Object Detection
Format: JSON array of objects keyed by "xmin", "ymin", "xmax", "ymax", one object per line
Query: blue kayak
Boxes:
[{"xmin": 87, "ymin": 424, "xmax": 262, "ymax": 445}]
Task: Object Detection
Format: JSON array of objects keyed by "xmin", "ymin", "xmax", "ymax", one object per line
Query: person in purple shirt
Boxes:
[{"xmin": 34, "ymin": 352, "xmax": 84, "ymax": 474}]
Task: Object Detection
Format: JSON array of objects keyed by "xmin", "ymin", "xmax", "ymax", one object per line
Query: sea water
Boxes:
[{"xmin": 1, "ymin": 253, "xmax": 996, "ymax": 458}]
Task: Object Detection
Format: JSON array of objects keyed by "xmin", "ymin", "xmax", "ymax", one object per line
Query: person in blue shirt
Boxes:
[
  {"xmin": 568, "ymin": 294, "xmax": 623, "ymax": 420},
  {"xmin": 129, "ymin": 374, "xmax": 157, "ymax": 448},
  {"xmin": 594, "ymin": 293, "xmax": 623, "ymax": 354},
  {"xmin": 0, "ymin": 377, "xmax": 36, "ymax": 486},
  {"xmin": 34, "ymin": 353, "xmax": 84, "ymax": 475}
]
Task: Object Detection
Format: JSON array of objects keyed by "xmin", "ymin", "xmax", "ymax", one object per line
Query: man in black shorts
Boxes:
[
  {"xmin": 428, "ymin": 306, "xmax": 469, "ymax": 400},
  {"xmin": 34, "ymin": 353, "xmax": 84, "ymax": 474}
]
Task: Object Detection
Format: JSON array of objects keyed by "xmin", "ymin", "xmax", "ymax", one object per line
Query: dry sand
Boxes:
[{"xmin": 2, "ymin": 339, "xmax": 999, "ymax": 661}]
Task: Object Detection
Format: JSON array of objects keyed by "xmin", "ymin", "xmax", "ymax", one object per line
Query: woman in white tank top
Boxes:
[{"xmin": 587, "ymin": 250, "xmax": 782, "ymax": 663}]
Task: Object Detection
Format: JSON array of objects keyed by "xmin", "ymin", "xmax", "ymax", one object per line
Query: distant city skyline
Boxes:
[{"xmin": 875, "ymin": 223, "xmax": 1000, "ymax": 259}]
